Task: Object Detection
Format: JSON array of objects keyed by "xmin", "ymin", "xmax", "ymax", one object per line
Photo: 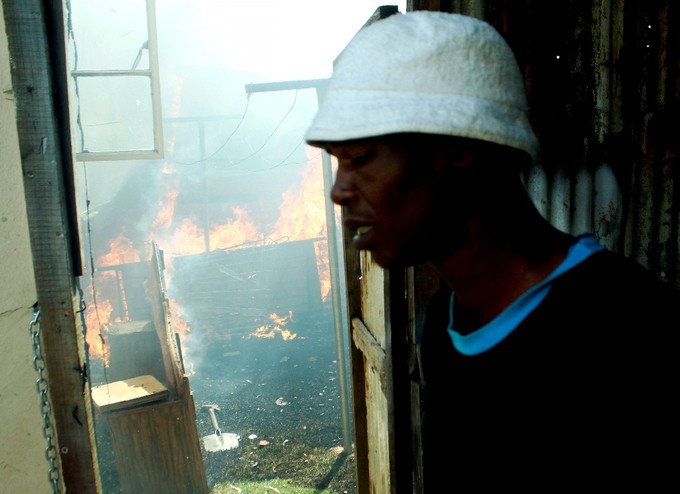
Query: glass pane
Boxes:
[
  {"xmin": 70, "ymin": 0, "xmax": 149, "ymax": 71},
  {"xmin": 74, "ymin": 76, "xmax": 154, "ymax": 153}
]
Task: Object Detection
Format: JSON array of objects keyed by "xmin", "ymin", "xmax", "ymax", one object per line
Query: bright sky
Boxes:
[{"xmin": 163, "ymin": 0, "xmax": 407, "ymax": 81}]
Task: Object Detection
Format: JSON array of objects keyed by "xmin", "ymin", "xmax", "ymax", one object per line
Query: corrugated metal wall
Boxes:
[{"xmin": 412, "ymin": 0, "xmax": 679, "ymax": 289}]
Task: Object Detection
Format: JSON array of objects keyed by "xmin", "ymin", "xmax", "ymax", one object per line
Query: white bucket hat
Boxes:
[{"xmin": 305, "ymin": 11, "xmax": 540, "ymax": 163}]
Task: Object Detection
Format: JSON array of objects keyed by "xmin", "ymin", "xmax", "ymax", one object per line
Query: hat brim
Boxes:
[{"xmin": 305, "ymin": 88, "xmax": 540, "ymax": 163}]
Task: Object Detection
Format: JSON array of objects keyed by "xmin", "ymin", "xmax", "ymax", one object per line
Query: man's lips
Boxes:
[
  {"xmin": 353, "ymin": 225, "xmax": 372, "ymax": 242},
  {"xmin": 343, "ymin": 218, "xmax": 373, "ymax": 247},
  {"xmin": 348, "ymin": 224, "xmax": 373, "ymax": 249}
]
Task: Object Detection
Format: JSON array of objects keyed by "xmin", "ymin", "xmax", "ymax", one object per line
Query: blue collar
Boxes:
[{"xmin": 448, "ymin": 234, "xmax": 604, "ymax": 356}]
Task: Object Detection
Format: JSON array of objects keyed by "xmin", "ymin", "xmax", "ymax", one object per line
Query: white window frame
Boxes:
[{"xmin": 70, "ymin": 0, "xmax": 164, "ymax": 161}]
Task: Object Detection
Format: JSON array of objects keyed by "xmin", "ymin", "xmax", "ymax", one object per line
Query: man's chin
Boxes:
[{"xmin": 364, "ymin": 249, "xmax": 416, "ymax": 270}]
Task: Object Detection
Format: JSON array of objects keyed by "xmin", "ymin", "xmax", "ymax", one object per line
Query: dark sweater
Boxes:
[{"xmin": 420, "ymin": 249, "xmax": 679, "ymax": 490}]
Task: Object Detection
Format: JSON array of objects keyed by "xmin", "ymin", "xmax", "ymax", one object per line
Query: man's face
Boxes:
[{"xmin": 325, "ymin": 134, "xmax": 460, "ymax": 269}]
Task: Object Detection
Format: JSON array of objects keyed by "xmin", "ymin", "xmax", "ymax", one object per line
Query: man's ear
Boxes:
[{"xmin": 428, "ymin": 140, "xmax": 474, "ymax": 177}]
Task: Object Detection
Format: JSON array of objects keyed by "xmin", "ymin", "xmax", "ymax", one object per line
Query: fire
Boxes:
[
  {"xmin": 169, "ymin": 298, "xmax": 192, "ymax": 335},
  {"xmin": 271, "ymin": 149, "xmax": 326, "ymax": 240},
  {"xmin": 83, "ymin": 234, "xmax": 150, "ymax": 363},
  {"xmin": 208, "ymin": 207, "xmax": 262, "ymax": 251},
  {"xmin": 271, "ymin": 148, "xmax": 331, "ymax": 301},
  {"xmin": 84, "ymin": 143, "xmax": 332, "ymax": 365},
  {"xmin": 151, "ymin": 207, "xmax": 263, "ymax": 257},
  {"xmin": 168, "ymin": 218, "xmax": 207, "ymax": 255},
  {"xmin": 152, "ymin": 189, "xmax": 179, "ymax": 230},
  {"xmin": 83, "ymin": 296, "xmax": 115, "ymax": 366},
  {"xmin": 99, "ymin": 233, "xmax": 141, "ymax": 266},
  {"xmin": 248, "ymin": 312, "xmax": 297, "ymax": 341},
  {"xmin": 314, "ymin": 240, "xmax": 331, "ymax": 303}
]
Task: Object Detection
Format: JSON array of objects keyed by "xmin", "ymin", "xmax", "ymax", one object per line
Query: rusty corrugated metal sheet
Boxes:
[{"xmin": 422, "ymin": 0, "xmax": 680, "ymax": 289}]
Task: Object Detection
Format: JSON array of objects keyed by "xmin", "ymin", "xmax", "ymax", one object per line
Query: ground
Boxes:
[{"xmin": 92, "ymin": 308, "xmax": 357, "ymax": 493}]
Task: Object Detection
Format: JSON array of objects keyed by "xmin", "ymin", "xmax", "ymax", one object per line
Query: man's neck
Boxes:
[{"xmin": 432, "ymin": 224, "xmax": 573, "ymax": 328}]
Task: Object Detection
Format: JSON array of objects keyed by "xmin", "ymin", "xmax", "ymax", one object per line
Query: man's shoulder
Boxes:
[
  {"xmin": 565, "ymin": 248, "xmax": 675, "ymax": 292},
  {"xmin": 550, "ymin": 248, "xmax": 679, "ymax": 321}
]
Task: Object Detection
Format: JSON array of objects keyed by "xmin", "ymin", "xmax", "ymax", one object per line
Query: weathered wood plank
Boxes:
[
  {"xmin": 341, "ymin": 219, "xmax": 371, "ymax": 492},
  {"xmin": 358, "ymin": 250, "xmax": 396, "ymax": 494},
  {"xmin": 104, "ymin": 396, "xmax": 208, "ymax": 494},
  {"xmin": 3, "ymin": 1, "xmax": 98, "ymax": 492},
  {"xmin": 351, "ymin": 317, "xmax": 387, "ymax": 389},
  {"xmin": 148, "ymin": 243, "xmax": 185, "ymax": 398}
]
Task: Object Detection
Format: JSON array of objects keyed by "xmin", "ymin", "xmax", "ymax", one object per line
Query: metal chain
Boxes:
[{"xmin": 28, "ymin": 305, "xmax": 61, "ymax": 494}]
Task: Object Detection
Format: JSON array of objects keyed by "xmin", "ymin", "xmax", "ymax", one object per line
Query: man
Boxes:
[{"xmin": 305, "ymin": 11, "xmax": 678, "ymax": 490}]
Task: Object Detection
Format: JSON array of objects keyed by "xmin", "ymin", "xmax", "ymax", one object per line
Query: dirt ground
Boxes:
[{"xmin": 92, "ymin": 308, "xmax": 357, "ymax": 493}]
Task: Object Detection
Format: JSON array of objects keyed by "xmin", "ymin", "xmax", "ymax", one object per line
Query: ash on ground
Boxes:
[{"xmin": 92, "ymin": 308, "xmax": 357, "ymax": 493}]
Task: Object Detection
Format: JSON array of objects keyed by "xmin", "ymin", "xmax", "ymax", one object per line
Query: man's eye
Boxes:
[{"xmin": 351, "ymin": 152, "xmax": 371, "ymax": 166}]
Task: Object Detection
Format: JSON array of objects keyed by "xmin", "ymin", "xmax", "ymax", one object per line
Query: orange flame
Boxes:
[
  {"xmin": 85, "ymin": 144, "xmax": 332, "ymax": 363},
  {"xmin": 209, "ymin": 207, "xmax": 262, "ymax": 251},
  {"xmin": 271, "ymin": 151, "xmax": 326, "ymax": 240},
  {"xmin": 271, "ymin": 149, "xmax": 331, "ymax": 301},
  {"xmin": 168, "ymin": 298, "xmax": 192, "ymax": 336},
  {"xmin": 247, "ymin": 312, "xmax": 297, "ymax": 340},
  {"xmin": 168, "ymin": 218, "xmax": 207, "ymax": 255},
  {"xmin": 84, "ymin": 246, "xmax": 133, "ymax": 364},
  {"xmin": 99, "ymin": 234, "xmax": 141, "ymax": 266},
  {"xmin": 83, "ymin": 297, "xmax": 115, "ymax": 366},
  {"xmin": 152, "ymin": 189, "xmax": 179, "ymax": 230}
]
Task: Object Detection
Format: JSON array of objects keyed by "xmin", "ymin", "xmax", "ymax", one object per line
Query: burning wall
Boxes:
[{"xmin": 169, "ymin": 238, "xmax": 325, "ymax": 336}]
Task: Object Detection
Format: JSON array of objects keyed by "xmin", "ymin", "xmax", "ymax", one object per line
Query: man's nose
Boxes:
[{"xmin": 330, "ymin": 170, "xmax": 353, "ymax": 206}]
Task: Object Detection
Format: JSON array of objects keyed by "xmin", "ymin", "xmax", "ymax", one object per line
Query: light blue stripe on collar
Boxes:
[{"xmin": 448, "ymin": 234, "xmax": 604, "ymax": 356}]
